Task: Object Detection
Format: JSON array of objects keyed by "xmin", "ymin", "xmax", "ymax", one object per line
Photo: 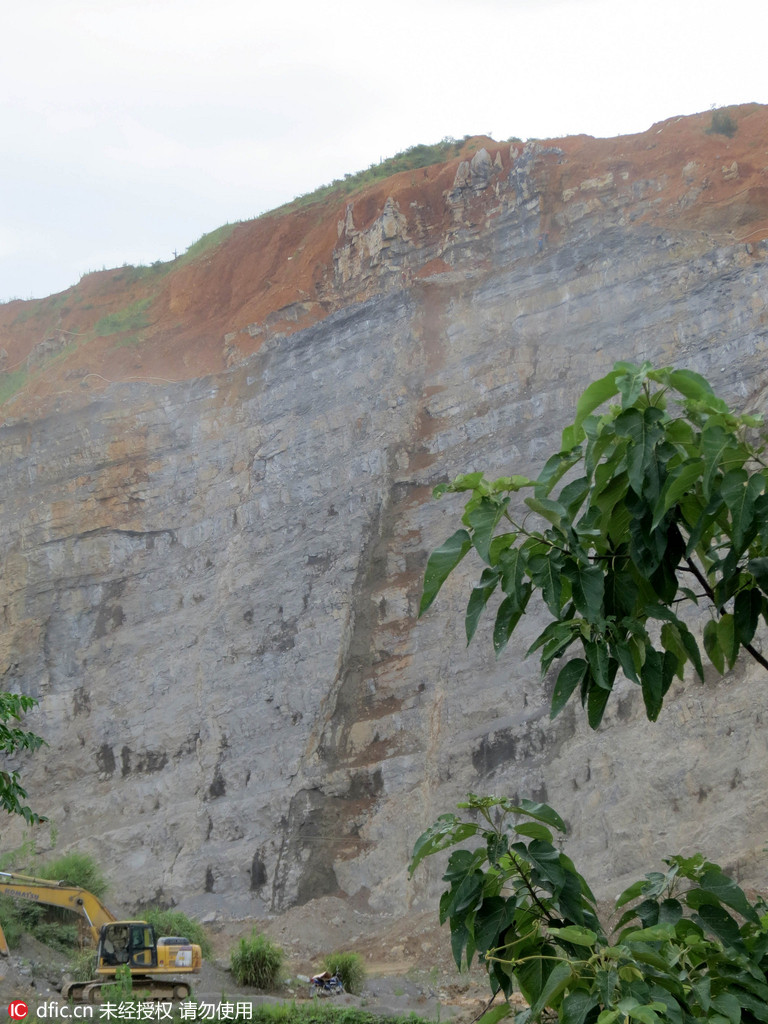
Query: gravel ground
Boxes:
[{"xmin": 0, "ymin": 899, "xmax": 494, "ymax": 1021}]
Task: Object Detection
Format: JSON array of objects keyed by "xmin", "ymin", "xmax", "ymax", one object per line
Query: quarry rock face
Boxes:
[{"xmin": 2, "ymin": 109, "xmax": 768, "ymax": 926}]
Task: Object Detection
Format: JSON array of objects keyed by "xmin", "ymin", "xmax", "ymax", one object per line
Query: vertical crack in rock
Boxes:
[
  {"xmin": 270, "ymin": 281, "xmax": 461, "ymax": 910},
  {"xmin": 271, "ymin": 477, "xmax": 394, "ymax": 909}
]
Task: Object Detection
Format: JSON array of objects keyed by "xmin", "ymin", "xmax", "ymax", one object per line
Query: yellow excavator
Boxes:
[{"xmin": 0, "ymin": 871, "xmax": 202, "ymax": 1001}]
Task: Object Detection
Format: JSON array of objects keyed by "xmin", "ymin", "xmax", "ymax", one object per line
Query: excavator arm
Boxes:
[{"xmin": 0, "ymin": 871, "xmax": 117, "ymax": 952}]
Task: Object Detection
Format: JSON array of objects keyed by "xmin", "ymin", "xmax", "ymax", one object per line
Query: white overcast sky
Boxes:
[{"xmin": 2, "ymin": 0, "xmax": 766, "ymax": 302}]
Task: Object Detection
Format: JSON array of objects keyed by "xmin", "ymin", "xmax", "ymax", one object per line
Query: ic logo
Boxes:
[{"xmin": 8, "ymin": 1003, "xmax": 29, "ymax": 1020}]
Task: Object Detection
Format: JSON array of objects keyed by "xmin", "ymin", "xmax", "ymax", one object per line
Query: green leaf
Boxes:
[
  {"xmin": 514, "ymin": 822, "xmax": 554, "ymax": 842},
  {"xmin": 723, "ymin": 468, "xmax": 765, "ymax": 551},
  {"xmin": 420, "ymin": 529, "xmax": 472, "ymax": 615},
  {"xmin": 493, "ymin": 589, "xmax": 530, "ymax": 655},
  {"xmin": 614, "ymin": 406, "xmax": 665, "ymax": 496},
  {"xmin": 615, "ymin": 879, "xmax": 646, "ymax": 910},
  {"xmin": 409, "ymin": 816, "xmax": 480, "ymax": 875},
  {"xmin": 525, "ymin": 494, "xmax": 568, "ymax": 528},
  {"xmin": 561, "ymin": 990, "xmax": 599, "ymax": 1024},
  {"xmin": 473, "ymin": 897, "xmax": 517, "ymax": 953},
  {"xmin": 587, "ymin": 684, "xmax": 611, "ymax": 729},
  {"xmin": 735, "ymin": 587, "xmax": 762, "ymax": 646},
  {"xmin": 528, "ymin": 553, "xmax": 564, "ymax": 616},
  {"xmin": 701, "ymin": 424, "xmax": 737, "ymax": 498},
  {"xmin": 528, "ymin": 961, "xmax": 572, "ymax": 1017},
  {"xmin": 691, "ymin": 903, "xmax": 745, "ymax": 952},
  {"xmin": 624, "ymin": 922, "xmax": 676, "ymax": 942},
  {"xmin": 490, "ymin": 474, "xmax": 534, "ymax": 493},
  {"xmin": 594, "ymin": 468, "xmax": 631, "ymax": 526},
  {"xmin": 596, "ymin": 1012, "xmax": 621, "ymax": 1024},
  {"xmin": 698, "ymin": 866, "xmax": 761, "ymax": 923},
  {"xmin": 567, "ymin": 369, "xmax": 622, "ymax": 444},
  {"xmin": 467, "ymin": 497, "xmax": 508, "ymax": 564},
  {"xmin": 528, "ymin": 619, "xmax": 577, "ymax": 659},
  {"xmin": 536, "ymin": 448, "xmax": 585, "ymax": 497},
  {"xmin": 666, "ymin": 367, "xmax": 716, "ymax": 401},
  {"xmin": 676, "ymin": 619, "xmax": 705, "ymax": 681},
  {"xmin": 627, "ymin": 1006, "xmax": 662, "ymax": 1024},
  {"xmin": 711, "ymin": 992, "xmax": 744, "ymax": 1024},
  {"xmin": 657, "ymin": 898, "xmax": 683, "ymax": 924},
  {"xmin": 512, "ymin": 799, "xmax": 567, "ymax": 833},
  {"xmin": 450, "ymin": 915, "xmax": 471, "ymax": 969},
  {"xmin": 717, "ymin": 613, "xmax": 739, "ymax": 670},
  {"xmin": 466, "ymin": 568, "xmax": 500, "ymax": 644},
  {"xmin": 515, "ymin": 951, "xmax": 545, "ymax": 1009},
  {"xmin": 547, "ymin": 925, "xmax": 598, "ymax": 947},
  {"xmin": 639, "ymin": 647, "xmax": 676, "ymax": 721},
  {"xmin": 660, "ymin": 623, "xmax": 690, "ymax": 681},
  {"xmin": 616, "ymin": 360, "xmax": 653, "ymax": 406},
  {"xmin": 449, "ymin": 472, "xmax": 485, "ymax": 492},
  {"xmin": 585, "ymin": 640, "xmax": 612, "ymax": 690},
  {"xmin": 550, "ymin": 659, "xmax": 587, "ymax": 719},
  {"xmin": 604, "ymin": 569, "xmax": 639, "ymax": 620},
  {"xmin": 563, "ymin": 559, "xmax": 604, "ymax": 619},
  {"xmin": 560, "ymin": 476, "xmax": 590, "ymax": 517},
  {"xmin": 499, "ymin": 546, "xmax": 527, "ymax": 598},
  {"xmin": 652, "ymin": 458, "xmax": 705, "ymax": 530}
]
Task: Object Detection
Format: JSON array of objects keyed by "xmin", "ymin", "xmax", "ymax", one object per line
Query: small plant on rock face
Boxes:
[
  {"xmin": 322, "ymin": 950, "xmax": 367, "ymax": 994},
  {"xmin": 230, "ymin": 930, "xmax": 284, "ymax": 989}
]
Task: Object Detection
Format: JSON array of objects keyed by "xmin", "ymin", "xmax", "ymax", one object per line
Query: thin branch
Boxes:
[
  {"xmin": 470, "ymin": 990, "xmax": 498, "ymax": 1023},
  {"xmin": 685, "ymin": 557, "xmax": 768, "ymax": 672}
]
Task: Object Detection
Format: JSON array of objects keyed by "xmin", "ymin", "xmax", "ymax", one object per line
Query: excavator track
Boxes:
[{"xmin": 62, "ymin": 978, "xmax": 191, "ymax": 1003}]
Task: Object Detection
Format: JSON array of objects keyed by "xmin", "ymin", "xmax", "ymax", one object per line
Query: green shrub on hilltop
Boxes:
[
  {"xmin": 707, "ymin": 105, "xmax": 738, "ymax": 137},
  {"xmin": 269, "ymin": 136, "xmax": 473, "ymax": 216}
]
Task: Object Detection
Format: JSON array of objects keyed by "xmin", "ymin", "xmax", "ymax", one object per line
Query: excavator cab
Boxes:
[{"xmin": 96, "ymin": 922, "xmax": 158, "ymax": 971}]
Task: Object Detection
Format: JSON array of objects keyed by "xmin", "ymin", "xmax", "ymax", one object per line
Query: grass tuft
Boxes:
[
  {"xmin": 230, "ymin": 930, "xmax": 284, "ymax": 989},
  {"xmin": 93, "ymin": 299, "xmax": 151, "ymax": 338},
  {"xmin": 322, "ymin": 951, "xmax": 367, "ymax": 994}
]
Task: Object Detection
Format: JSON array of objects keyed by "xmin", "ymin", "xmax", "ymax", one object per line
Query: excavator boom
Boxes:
[{"xmin": 0, "ymin": 871, "xmax": 116, "ymax": 946}]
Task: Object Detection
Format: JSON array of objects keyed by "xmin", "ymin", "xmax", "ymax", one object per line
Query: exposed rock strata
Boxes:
[{"xmin": 2, "ymin": 111, "xmax": 768, "ymax": 925}]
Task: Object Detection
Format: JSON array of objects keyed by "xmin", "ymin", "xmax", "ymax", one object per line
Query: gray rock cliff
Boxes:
[{"xmin": 2, "ymin": 119, "xmax": 768, "ymax": 928}]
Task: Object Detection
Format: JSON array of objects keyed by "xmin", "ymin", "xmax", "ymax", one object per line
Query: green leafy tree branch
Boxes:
[
  {"xmin": 420, "ymin": 361, "xmax": 768, "ymax": 727},
  {"xmin": 410, "ymin": 796, "xmax": 768, "ymax": 1024},
  {"xmin": 1, "ymin": 691, "xmax": 46, "ymax": 824}
]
